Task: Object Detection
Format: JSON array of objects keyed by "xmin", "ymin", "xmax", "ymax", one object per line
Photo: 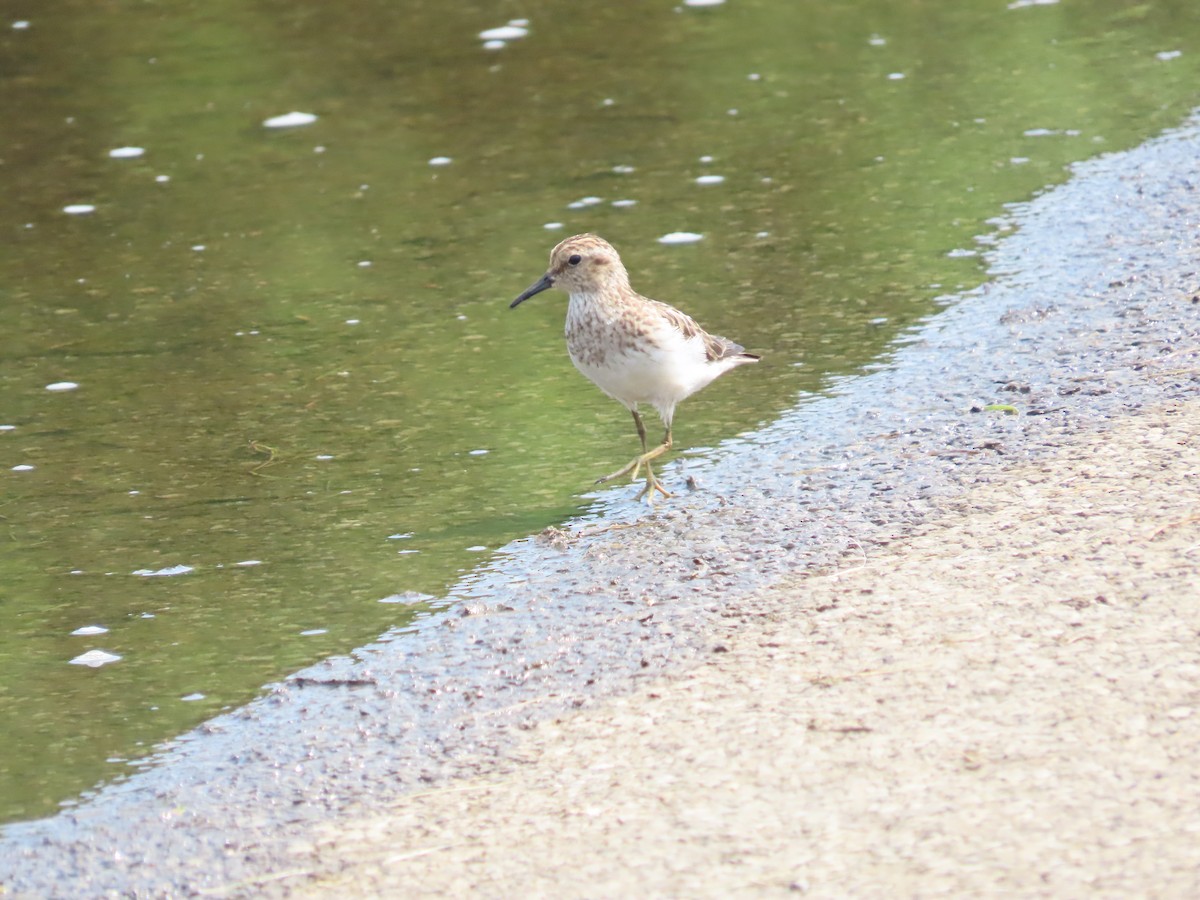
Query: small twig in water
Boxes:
[{"xmin": 247, "ymin": 440, "xmax": 281, "ymax": 476}]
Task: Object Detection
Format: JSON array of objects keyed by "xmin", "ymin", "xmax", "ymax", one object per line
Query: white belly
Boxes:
[
  {"xmin": 569, "ymin": 328, "xmax": 718, "ymax": 419},
  {"xmin": 563, "ymin": 290, "xmax": 752, "ymax": 424}
]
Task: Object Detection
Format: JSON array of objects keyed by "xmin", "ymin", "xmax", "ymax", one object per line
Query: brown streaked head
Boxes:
[{"xmin": 510, "ymin": 234, "xmax": 630, "ymax": 308}]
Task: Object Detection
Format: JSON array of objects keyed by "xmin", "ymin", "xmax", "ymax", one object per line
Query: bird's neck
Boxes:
[
  {"xmin": 567, "ymin": 287, "xmax": 630, "ymax": 321},
  {"xmin": 567, "ymin": 278, "xmax": 630, "ymax": 307}
]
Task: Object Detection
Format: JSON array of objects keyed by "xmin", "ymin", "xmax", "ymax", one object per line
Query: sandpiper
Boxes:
[{"xmin": 510, "ymin": 233, "xmax": 759, "ymax": 502}]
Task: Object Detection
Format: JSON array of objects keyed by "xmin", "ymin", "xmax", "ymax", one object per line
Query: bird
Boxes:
[{"xmin": 510, "ymin": 233, "xmax": 759, "ymax": 502}]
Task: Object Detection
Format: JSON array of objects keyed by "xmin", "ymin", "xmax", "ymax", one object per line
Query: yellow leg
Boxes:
[{"xmin": 596, "ymin": 412, "xmax": 673, "ymax": 503}]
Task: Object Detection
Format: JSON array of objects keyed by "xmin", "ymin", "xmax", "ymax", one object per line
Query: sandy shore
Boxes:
[{"xmin": 292, "ymin": 397, "xmax": 1200, "ymax": 897}]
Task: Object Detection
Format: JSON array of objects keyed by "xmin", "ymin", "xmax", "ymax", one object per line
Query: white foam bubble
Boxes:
[
  {"xmin": 429, "ymin": 156, "xmax": 453, "ymax": 166},
  {"xmin": 109, "ymin": 146, "xmax": 145, "ymax": 159},
  {"xmin": 132, "ymin": 564, "xmax": 194, "ymax": 577},
  {"xmin": 658, "ymin": 232, "xmax": 704, "ymax": 244},
  {"xmin": 46, "ymin": 381, "xmax": 79, "ymax": 391},
  {"xmin": 262, "ymin": 111, "xmax": 317, "ymax": 128},
  {"xmin": 11, "ymin": 464, "xmax": 35, "ymax": 472},
  {"xmin": 479, "ymin": 25, "xmax": 527, "ymax": 41},
  {"xmin": 71, "ymin": 625, "xmax": 109, "ymax": 636},
  {"xmin": 695, "ymin": 174, "xmax": 725, "ymax": 185},
  {"xmin": 70, "ymin": 650, "xmax": 121, "ymax": 668},
  {"xmin": 62, "ymin": 204, "xmax": 95, "ymax": 215}
]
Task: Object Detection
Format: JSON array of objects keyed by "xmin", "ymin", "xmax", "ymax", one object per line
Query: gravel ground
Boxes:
[
  {"xmin": 298, "ymin": 396, "xmax": 1200, "ymax": 898},
  {"xmin": 1, "ymin": 113, "xmax": 1198, "ymax": 898}
]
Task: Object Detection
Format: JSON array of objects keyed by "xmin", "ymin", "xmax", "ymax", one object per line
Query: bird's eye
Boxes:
[{"xmin": 568, "ymin": 254, "xmax": 582, "ymax": 266}]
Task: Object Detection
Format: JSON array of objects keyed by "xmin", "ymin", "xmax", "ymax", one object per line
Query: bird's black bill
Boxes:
[{"xmin": 510, "ymin": 273, "xmax": 554, "ymax": 308}]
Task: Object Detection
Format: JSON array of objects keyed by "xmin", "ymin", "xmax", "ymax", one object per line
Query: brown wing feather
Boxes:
[{"xmin": 650, "ymin": 299, "xmax": 759, "ymax": 363}]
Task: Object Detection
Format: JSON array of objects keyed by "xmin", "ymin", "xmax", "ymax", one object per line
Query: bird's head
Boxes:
[{"xmin": 510, "ymin": 233, "xmax": 630, "ymax": 307}]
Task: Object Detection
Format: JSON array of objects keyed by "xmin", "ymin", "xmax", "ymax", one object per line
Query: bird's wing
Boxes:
[{"xmin": 651, "ymin": 299, "xmax": 751, "ymax": 362}]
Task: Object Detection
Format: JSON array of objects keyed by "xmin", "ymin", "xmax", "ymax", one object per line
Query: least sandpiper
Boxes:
[{"xmin": 510, "ymin": 233, "xmax": 759, "ymax": 502}]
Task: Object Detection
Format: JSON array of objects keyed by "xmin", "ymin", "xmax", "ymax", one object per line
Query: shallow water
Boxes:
[{"xmin": 2, "ymin": 0, "xmax": 1198, "ymax": 822}]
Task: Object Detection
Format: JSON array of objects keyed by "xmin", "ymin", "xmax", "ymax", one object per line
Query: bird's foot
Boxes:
[
  {"xmin": 596, "ymin": 448, "xmax": 673, "ymax": 503},
  {"xmin": 633, "ymin": 465, "xmax": 672, "ymax": 503}
]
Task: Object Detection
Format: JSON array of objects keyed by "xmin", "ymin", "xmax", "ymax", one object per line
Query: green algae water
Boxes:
[{"xmin": 2, "ymin": 0, "xmax": 1198, "ymax": 823}]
